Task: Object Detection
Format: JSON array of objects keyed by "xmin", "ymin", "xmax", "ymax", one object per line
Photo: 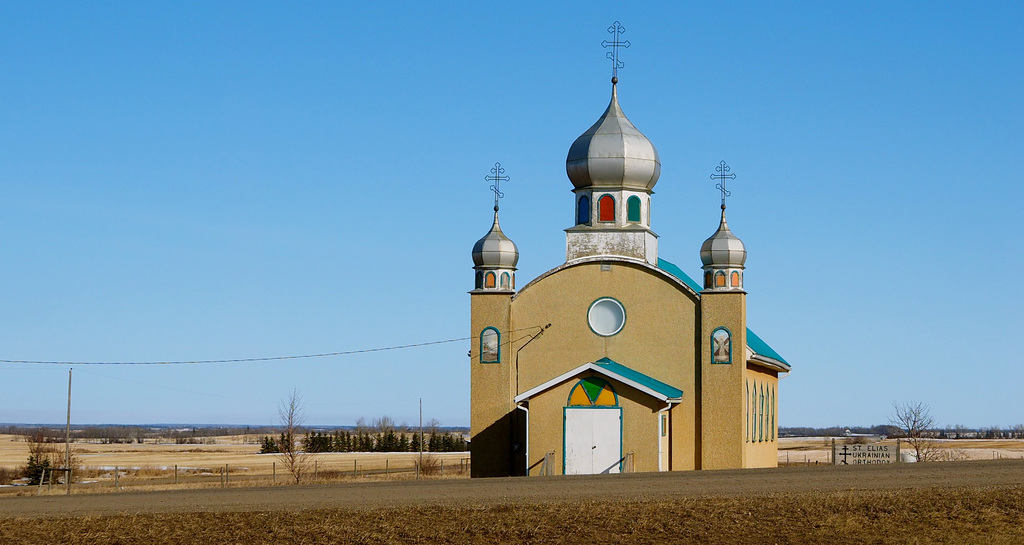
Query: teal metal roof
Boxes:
[
  {"xmin": 745, "ymin": 328, "xmax": 788, "ymax": 365},
  {"xmin": 656, "ymin": 258, "xmax": 702, "ymax": 292},
  {"xmin": 594, "ymin": 357, "xmax": 683, "ymax": 399},
  {"xmin": 656, "ymin": 258, "xmax": 789, "ymax": 367}
]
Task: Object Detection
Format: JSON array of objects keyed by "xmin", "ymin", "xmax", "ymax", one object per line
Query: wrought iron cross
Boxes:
[
  {"xmin": 602, "ymin": 21, "xmax": 630, "ymax": 80},
  {"xmin": 485, "ymin": 162, "xmax": 510, "ymax": 210},
  {"xmin": 710, "ymin": 160, "xmax": 737, "ymax": 207}
]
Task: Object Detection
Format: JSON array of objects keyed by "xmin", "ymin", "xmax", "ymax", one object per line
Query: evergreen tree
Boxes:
[{"xmin": 259, "ymin": 435, "xmax": 280, "ymax": 454}]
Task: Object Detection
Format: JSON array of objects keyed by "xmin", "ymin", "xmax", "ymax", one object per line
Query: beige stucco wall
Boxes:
[
  {"xmin": 470, "ymin": 257, "xmax": 782, "ymax": 476},
  {"xmin": 744, "ymin": 364, "xmax": 780, "ymax": 467},
  {"xmin": 511, "ymin": 260, "xmax": 700, "ymax": 472},
  {"xmin": 699, "ymin": 291, "xmax": 747, "ymax": 469},
  {"xmin": 469, "ymin": 292, "xmax": 514, "ymax": 477}
]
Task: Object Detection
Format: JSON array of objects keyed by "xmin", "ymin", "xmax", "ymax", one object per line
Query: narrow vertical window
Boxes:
[
  {"xmin": 479, "ymin": 327, "xmax": 500, "ymax": 363},
  {"xmin": 598, "ymin": 195, "xmax": 615, "ymax": 222},
  {"xmin": 731, "ymin": 271, "xmax": 740, "ymax": 287},
  {"xmin": 485, "ymin": 272, "xmax": 496, "ymax": 288},
  {"xmin": 627, "ymin": 196, "xmax": 641, "ymax": 222},
  {"xmin": 577, "ymin": 195, "xmax": 590, "ymax": 225},
  {"xmin": 753, "ymin": 383, "xmax": 761, "ymax": 442},
  {"xmin": 704, "ymin": 272, "xmax": 712, "ymax": 289},
  {"xmin": 759, "ymin": 385, "xmax": 765, "ymax": 442},
  {"xmin": 511, "ymin": 273, "xmax": 515, "ymax": 289},
  {"xmin": 475, "ymin": 271, "xmax": 483, "ymax": 289},
  {"xmin": 745, "ymin": 380, "xmax": 749, "ymax": 443},
  {"xmin": 715, "ymin": 271, "xmax": 726, "ymax": 287},
  {"xmin": 499, "ymin": 272, "xmax": 510, "ymax": 289}
]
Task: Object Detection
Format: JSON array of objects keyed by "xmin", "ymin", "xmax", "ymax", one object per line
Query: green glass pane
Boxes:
[{"xmin": 580, "ymin": 377, "xmax": 606, "ymax": 404}]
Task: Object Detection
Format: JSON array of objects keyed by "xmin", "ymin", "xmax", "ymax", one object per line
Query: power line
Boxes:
[{"xmin": 0, "ymin": 325, "xmax": 548, "ymax": 366}]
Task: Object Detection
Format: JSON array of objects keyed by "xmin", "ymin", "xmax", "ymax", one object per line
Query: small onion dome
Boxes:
[
  {"xmin": 566, "ymin": 83, "xmax": 661, "ymax": 191},
  {"xmin": 700, "ymin": 208, "xmax": 747, "ymax": 267},
  {"xmin": 472, "ymin": 210, "xmax": 519, "ymax": 268}
]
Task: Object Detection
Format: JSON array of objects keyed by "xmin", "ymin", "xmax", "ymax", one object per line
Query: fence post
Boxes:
[
  {"xmin": 385, "ymin": 459, "xmax": 389, "ymax": 476},
  {"xmin": 273, "ymin": 462, "xmax": 276, "ymax": 483},
  {"xmin": 174, "ymin": 464, "xmax": 178, "ymax": 485},
  {"xmin": 314, "ymin": 460, "xmax": 317, "ymax": 480},
  {"xmin": 220, "ymin": 465, "xmax": 224, "ymax": 487},
  {"xmin": 440, "ymin": 459, "xmax": 444, "ymax": 476},
  {"xmin": 37, "ymin": 469, "xmax": 45, "ymax": 495},
  {"xmin": 115, "ymin": 466, "xmax": 119, "ymax": 489},
  {"xmin": 353, "ymin": 459, "xmax": 357, "ymax": 477},
  {"xmin": 225, "ymin": 464, "xmax": 229, "ymax": 485}
]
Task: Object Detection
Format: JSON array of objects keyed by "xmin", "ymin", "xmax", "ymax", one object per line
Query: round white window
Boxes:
[{"xmin": 588, "ymin": 298, "xmax": 626, "ymax": 337}]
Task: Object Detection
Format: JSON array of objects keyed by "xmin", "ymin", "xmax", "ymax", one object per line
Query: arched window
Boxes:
[
  {"xmin": 712, "ymin": 327, "xmax": 731, "ymax": 364},
  {"xmin": 475, "ymin": 271, "xmax": 483, "ymax": 289},
  {"xmin": 753, "ymin": 383, "xmax": 761, "ymax": 442},
  {"xmin": 567, "ymin": 377, "xmax": 618, "ymax": 406},
  {"xmin": 479, "ymin": 327, "xmax": 500, "ymax": 363},
  {"xmin": 627, "ymin": 196, "xmax": 641, "ymax": 222},
  {"xmin": 759, "ymin": 385, "xmax": 765, "ymax": 442},
  {"xmin": 500, "ymin": 272, "xmax": 510, "ymax": 289},
  {"xmin": 511, "ymin": 273, "xmax": 515, "ymax": 289},
  {"xmin": 576, "ymin": 196, "xmax": 590, "ymax": 224},
  {"xmin": 731, "ymin": 271, "xmax": 740, "ymax": 288},
  {"xmin": 714, "ymin": 271, "xmax": 726, "ymax": 288},
  {"xmin": 598, "ymin": 195, "xmax": 615, "ymax": 222},
  {"xmin": 704, "ymin": 272, "xmax": 712, "ymax": 289},
  {"xmin": 745, "ymin": 380, "xmax": 749, "ymax": 443},
  {"xmin": 485, "ymin": 272, "xmax": 496, "ymax": 288}
]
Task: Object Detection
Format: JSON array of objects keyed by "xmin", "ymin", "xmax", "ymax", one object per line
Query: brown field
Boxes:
[
  {"xmin": 1, "ymin": 460, "xmax": 1024, "ymax": 543},
  {"xmin": 4, "ymin": 435, "xmax": 1024, "ymax": 542},
  {"xmin": 0, "ymin": 434, "xmax": 469, "ymax": 493}
]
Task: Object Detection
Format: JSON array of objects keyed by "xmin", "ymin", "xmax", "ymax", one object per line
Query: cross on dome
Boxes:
[
  {"xmin": 485, "ymin": 162, "xmax": 510, "ymax": 211},
  {"xmin": 602, "ymin": 21, "xmax": 630, "ymax": 82},
  {"xmin": 710, "ymin": 160, "xmax": 737, "ymax": 208}
]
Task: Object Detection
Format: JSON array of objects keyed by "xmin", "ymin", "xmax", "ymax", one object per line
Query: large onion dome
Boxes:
[
  {"xmin": 700, "ymin": 207, "xmax": 747, "ymax": 267},
  {"xmin": 472, "ymin": 210, "xmax": 519, "ymax": 268},
  {"xmin": 565, "ymin": 83, "xmax": 661, "ymax": 191}
]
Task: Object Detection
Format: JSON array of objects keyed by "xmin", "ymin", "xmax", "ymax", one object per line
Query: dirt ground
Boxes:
[
  {"xmin": 3, "ymin": 458, "xmax": 1023, "ymax": 518},
  {"xmin": 2, "ymin": 460, "xmax": 1024, "ymax": 543}
]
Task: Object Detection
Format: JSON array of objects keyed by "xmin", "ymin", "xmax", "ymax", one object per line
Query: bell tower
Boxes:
[
  {"xmin": 698, "ymin": 161, "xmax": 749, "ymax": 469},
  {"xmin": 469, "ymin": 162, "xmax": 518, "ymax": 477}
]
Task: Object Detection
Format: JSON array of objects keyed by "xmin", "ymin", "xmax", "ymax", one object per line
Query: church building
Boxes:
[{"xmin": 469, "ymin": 70, "xmax": 790, "ymax": 477}]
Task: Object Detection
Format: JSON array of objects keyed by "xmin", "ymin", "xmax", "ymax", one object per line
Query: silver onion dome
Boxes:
[
  {"xmin": 566, "ymin": 83, "xmax": 661, "ymax": 191},
  {"xmin": 472, "ymin": 210, "xmax": 519, "ymax": 268},
  {"xmin": 700, "ymin": 208, "xmax": 747, "ymax": 267}
]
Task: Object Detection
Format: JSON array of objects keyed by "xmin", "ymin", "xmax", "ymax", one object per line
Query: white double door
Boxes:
[{"xmin": 564, "ymin": 407, "xmax": 622, "ymax": 475}]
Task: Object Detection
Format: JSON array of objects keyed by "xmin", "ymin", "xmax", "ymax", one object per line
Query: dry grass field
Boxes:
[
  {"xmin": 0, "ymin": 434, "xmax": 469, "ymax": 493},
  {"xmin": 2, "ymin": 460, "xmax": 1024, "ymax": 543},
  {"xmin": 3, "ymin": 434, "xmax": 1024, "ymax": 542}
]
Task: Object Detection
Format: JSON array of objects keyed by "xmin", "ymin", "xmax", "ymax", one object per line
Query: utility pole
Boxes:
[
  {"xmin": 418, "ymin": 398, "xmax": 423, "ymax": 480},
  {"xmin": 65, "ymin": 368, "xmax": 72, "ymax": 495}
]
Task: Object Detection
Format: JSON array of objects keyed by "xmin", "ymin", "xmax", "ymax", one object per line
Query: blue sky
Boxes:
[{"xmin": 1, "ymin": 2, "xmax": 1021, "ymax": 428}]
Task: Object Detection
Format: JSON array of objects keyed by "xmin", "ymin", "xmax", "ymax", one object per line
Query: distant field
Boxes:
[
  {"xmin": 4, "ymin": 434, "xmax": 1023, "ymax": 495},
  {"xmin": 777, "ymin": 436, "xmax": 1024, "ymax": 464},
  {"xmin": 2, "ymin": 460, "xmax": 1023, "ymax": 543},
  {"xmin": 0, "ymin": 434, "xmax": 469, "ymax": 494}
]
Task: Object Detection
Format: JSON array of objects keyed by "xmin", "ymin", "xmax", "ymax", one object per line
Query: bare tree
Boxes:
[
  {"xmin": 889, "ymin": 401, "xmax": 936, "ymax": 462},
  {"xmin": 277, "ymin": 389, "xmax": 311, "ymax": 483}
]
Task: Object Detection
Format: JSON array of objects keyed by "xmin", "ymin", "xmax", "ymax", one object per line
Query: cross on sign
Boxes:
[{"xmin": 838, "ymin": 444, "xmax": 851, "ymax": 465}]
